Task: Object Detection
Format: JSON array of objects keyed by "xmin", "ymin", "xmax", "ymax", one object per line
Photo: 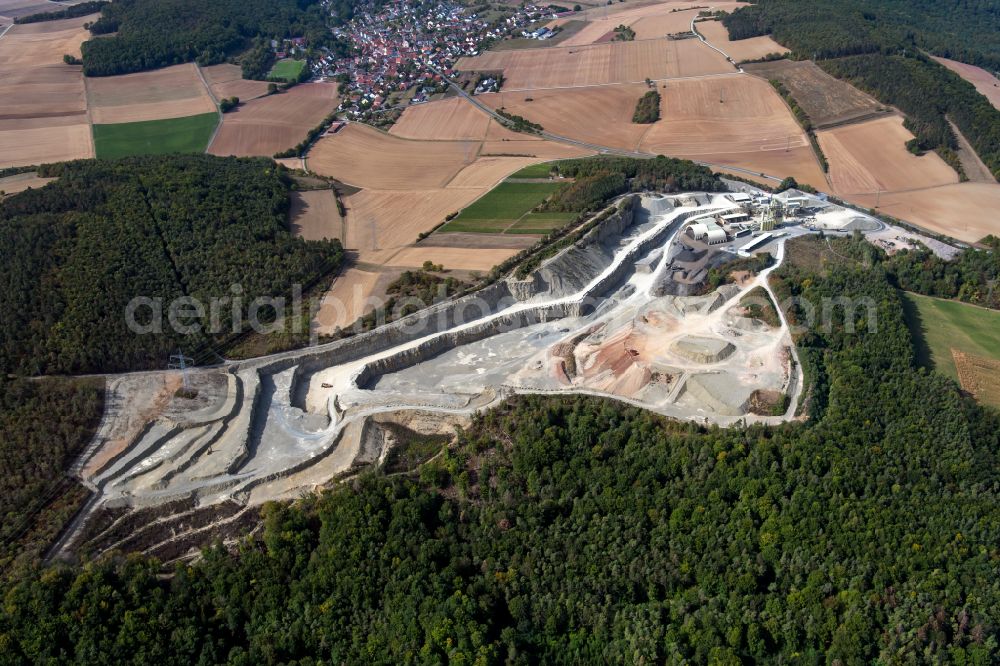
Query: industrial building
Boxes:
[{"xmin": 687, "ymin": 219, "xmax": 728, "ymax": 245}]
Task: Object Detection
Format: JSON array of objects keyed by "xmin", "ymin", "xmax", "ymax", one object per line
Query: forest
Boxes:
[
  {"xmin": 1, "ymin": 236, "xmax": 997, "ymax": 662},
  {"xmin": 13, "ymin": 1, "xmax": 108, "ymax": 24},
  {"xmin": 722, "ymin": 0, "xmax": 1000, "ymax": 178},
  {"xmin": 553, "ymin": 155, "xmax": 726, "ymax": 194},
  {"xmin": 81, "ymin": 0, "xmax": 334, "ymax": 76},
  {"xmin": 631, "ymin": 90, "xmax": 661, "ymax": 124},
  {"xmin": 0, "ymin": 377, "xmax": 103, "ymax": 571},
  {"xmin": 0, "ymin": 155, "xmax": 343, "ymax": 376}
]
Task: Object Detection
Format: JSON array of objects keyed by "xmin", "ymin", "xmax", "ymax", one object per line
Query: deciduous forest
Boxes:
[
  {"xmin": 81, "ymin": 0, "xmax": 335, "ymax": 76},
  {"xmin": 0, "ymin": 155, "xmax": 343, "ymax": 375}
]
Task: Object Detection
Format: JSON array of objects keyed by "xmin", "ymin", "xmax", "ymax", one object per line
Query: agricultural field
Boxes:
[
  {"xmin": 563, "ymin": 1, "xmax": 750, "ymax": 46},
  {"xmin": 0, "ymin": 14, "xmax": 95, "ymax": 168},
  {"xmin": 0, "ymin": 171, "xmax": 55, "ymax": 196},
  {"xmin": 289, "ymin": 190, "xmax": 342, "ymax": 241},
  {"xmin": 637, "ymin": 74, "xmax": 828, "ymax": 189},
  {"xmin": 903, "ymin": 291, "xmax": 1000, "ymax": 407},
  {"xmin": 307, "ymin": 123, "xmax": 479, "ymax": 189},
  {"xmin": 932, "ymin": 57, "xmax": 1000, "ymax": 111},
  {"xmin": 92, "ymin": 113, "xmax": 219, "ymax": 159},
  {"xmin": 629, "ymin": 8, "xmax": 706, "ymax": 39},
  {"xmin": 743, "ymin": 59, "xmax": 887, "ymax": 128},
  {"xmin": 848, "ymin": 183, "xmax": 1000, "ymax": 244},
  {"xmin": 0, "ymin": 0, "xmax": 83, "ymax": 20},
  {"xmin": 200, "ymin": 64, "xmax": 272, "ymax": 102},
  {"xmin": 208, "ymin": 82, "xmax": 337, "ymax": 157},
  {"xmin": 390, "ymin": 97, "xmax": 491, "ymax": 140},
  {"xmin": 445, "ymin": 156, "xmax": 549, "ymax": 188},
  {"xmin": 480, "ymin": 139, "xmax": 593, "ymax": 159},
  {"xmin": 456, "ymin": 37, "xmax": 732, "ymax": 90},
  {"xmin": 492, "ymin": 19, "xmax": 589, "ymax": 50},
  {"xmin": 86, "ymin": 63, "xmax": 217, "ymax": 124},
  {"xmin": 438, "ymin": 181, "xmax": 568, "ymax": 234},
  {"xmin": 696, "ymin": 19, "xmax": 788, "ymax": 63},
  {"xmin": 480, "ymin": 84, "xmax": 654, "ymax": 152},
  {"xmin": 817, "ymin": 115, "xmax": 958, "ymax": 195},
  {"xmin": 384, "ymin": 246, "xmax": 521, "ymax": 271},
  {"xmin": 269, "ymin": 58, "xmax": 306, "ymax": 82}
]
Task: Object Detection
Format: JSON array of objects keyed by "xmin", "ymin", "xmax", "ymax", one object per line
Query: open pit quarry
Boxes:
[{"xmin": 57, "ymin": 192, "xmax": 803, "ymax": 561}]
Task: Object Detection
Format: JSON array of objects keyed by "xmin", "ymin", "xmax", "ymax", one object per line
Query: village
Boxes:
[{"xmin": 314, "ymin": 0, "xmax": 555, "ymax": 120}]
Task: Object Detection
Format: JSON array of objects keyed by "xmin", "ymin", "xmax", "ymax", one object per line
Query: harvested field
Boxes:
[
  {"xmin": 480, "ymin": 139, "xmax": 594, "ymax": 159},
  {"xmin": 932, "ymin": 57, "xmax": 1000, "ymax": 111},
  {"xmin": 341, "ymin": 187, "xmax": 487, "ymax": 253},
  {"xmin": 0, "ymin": 65, "xmax": 86, "ymax": 117},
  {"xmin": 565, "ymin": 1, "xmax": 749, "ymax": 46},
  {"xmin": 289, "ymin": 190, "xmax": 342, "ymax": 241},
  {"xmin": 696, "ymin": 19, "xmax": 788, "ymax": 63},
  {"xmin": 200, "ymin": 64, "xmax": 271, "ymax": 102},
  {"xmin": 208, "ymin": 83, "xmax": 338, "ymax": 157},
  {"xmin": 630, "ymin": 9, "xmax": 705, "ymax": 39},
  {"xmin": 638, "ymin": 74, "xmax": 828, "ymax": 189},
  {"xmin": 953, "ymin": 351, "xmax": 1000, "ymax": 409},
  {"xmin": 390, "ymin": 97, "xmax": 491, "ymax": 140},
  {"xmin": 0, "ymin": 0, "xmax": 69, "ymax": 20},
  {"xmin": 0, "ymin": 15, "xmax": 92, "ymax": 66},
  {"xmin": 0, "ymin": 15, "xmax": 95, "ymax": 167},
  {"xmin": 0, "ymin": 122, "xmax": 92, "ymax": 168},
  {"xmin": 87, "ymin": 63, "xmax": 216, "ymax": 124},
  {"xmin": 307, "ymin": 123, "xmax": 478, "ymax": 189},
  {"xmin": 482, "ymin": 84, "xmax": 652, "ymax": 151},
  {"xmin": 0, "ymin": 171, "xmax": 55, "ymax": 195},
  {"xmin": 902, "ymin": 291, "xmax": 1000, "ymax": 385},
  {"xmin": 847, "ymin": 183, "xmax": 1000, "ymax": 244},
  {"xmin": 818, "ymin": 116, "xmax": 957, "ymax": 195},
  {"xmin": 457, "ymin": 38, "xmax": 731, "ymax": 90},
  {"xmin": 314, "ymin": 267, "xmax": 385, "ymax": 333},
  {"xmin": 485, "ymin": 118, "xmax": 540, "ymax": 141},
  {"xmin": 446, "ymin": 156, "xmax": 545, "ymax": 188},
  {"xmin": 492, "ymin": 19, "xmax": 590, "ymax": 50},
  {"xmin": 743, "ymin": 59, "xmax": 886, "ymax": 128},
  {"xmin": 385, "ymin": 246, "xmax": 520, "ymax": 271}
]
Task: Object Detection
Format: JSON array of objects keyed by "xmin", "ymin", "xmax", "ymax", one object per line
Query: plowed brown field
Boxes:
[
  {"xmin": 200, "ymin": 64, "xmax": 272, "ymax": 102},
  {"xmin": 697, "ymin": 19, "xmax": 787, "ymax": 63},
  {"xmin": 0, "ymin": 15, "xmax": 95, "ymax": 167},
  {"xmin": 457, "ymin": 37, "xmax": 731, "ymax": 90},
  {"xmin": 818, "ymin": 116, "xmax": 957, "ymax": 195},
  {"xmin": 86, "ymin": 63, "xmax": 216, "ymax": 124},
  {"xmin": 636, "ymin": 74, "xmax": 827, "ymax": 188},
  {"xmin": 743, "ymin": 59, "xmax": 885, "ymax": 128},
  {"xmin": 208, "ymin": 83, "xmax": 337, "ymax": 157}
]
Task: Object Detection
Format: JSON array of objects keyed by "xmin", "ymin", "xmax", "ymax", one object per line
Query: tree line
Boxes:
[
  {"xmin": 0, "ymin": 245, "xmax": 998, "ymax": 662},
  {"xmin": 80, "ymin": 0, "xmax": 334, "ymax": 76},
  {"xmin": 13, "ymin": 1, "xmax": 108, "ymax": 24},
  {"xmin": 0, "ymin": 155, "xmax": 343, "ymax": 375}
]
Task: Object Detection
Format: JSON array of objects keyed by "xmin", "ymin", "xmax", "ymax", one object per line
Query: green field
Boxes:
[
  {"xmin": 438, "ymin": 181, "xmax": 570, "ymax": 234},
  {"xmin": 509, "ymin": 162, "xmax": 557, "ymax": 178},
  {"xmin": 269, "ymin": 58, "xmax": 306, "ymax": 81},
  {"xmin": 902, "ymin": 291, "xmax": 1000, "ymax": 379},
  {"xmin": 93, "ymin": 113, "xmax": 219, "ymax": 159}
]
